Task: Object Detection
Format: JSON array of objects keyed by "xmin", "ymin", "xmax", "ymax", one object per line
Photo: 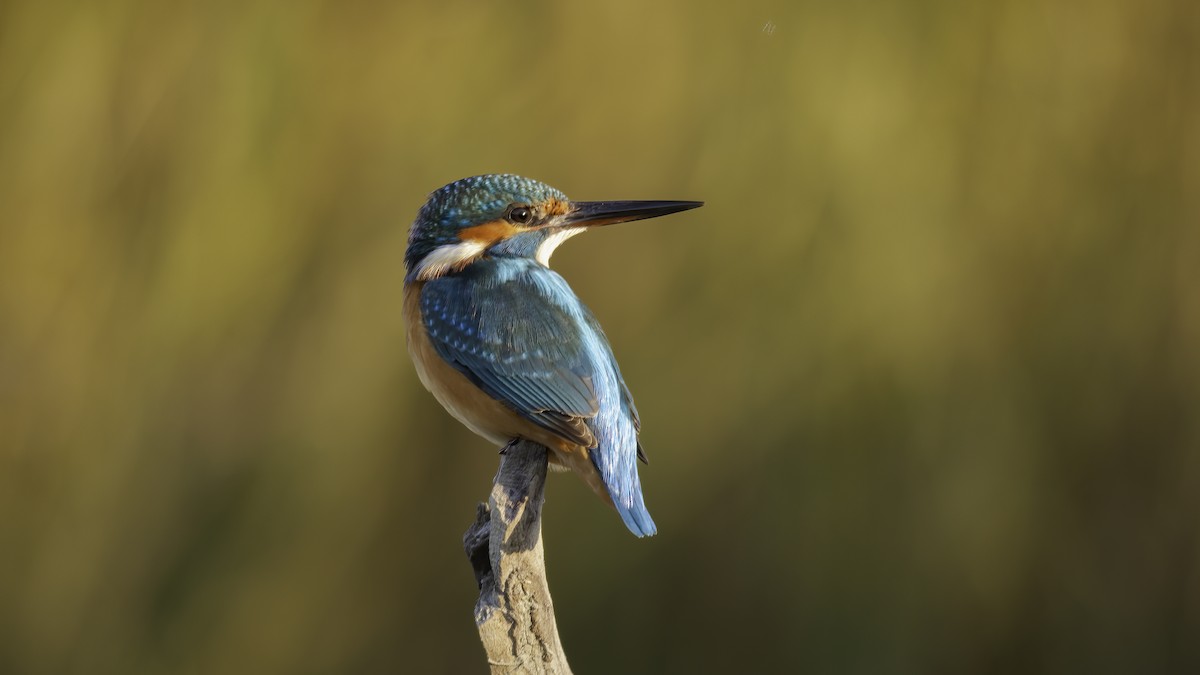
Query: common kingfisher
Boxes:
[{"xmin": 403, "ymin": 175, "xmax": 702, "ymax": 537}]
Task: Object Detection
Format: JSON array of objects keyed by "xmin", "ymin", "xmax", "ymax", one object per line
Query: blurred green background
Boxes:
[{"xmin": 2, "ymin": 0, "xmax": 1198, "ymax": 673}]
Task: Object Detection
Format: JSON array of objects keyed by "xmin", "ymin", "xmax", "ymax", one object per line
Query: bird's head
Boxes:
[{"xmin": 405, "ymin": 174, "xmax": 702, "ymax": 282}]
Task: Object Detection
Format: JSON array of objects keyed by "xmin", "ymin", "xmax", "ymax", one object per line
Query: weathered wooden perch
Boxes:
[{"xmin": 463, "ymin": 440, "xmax": 573, "ymax": 675}]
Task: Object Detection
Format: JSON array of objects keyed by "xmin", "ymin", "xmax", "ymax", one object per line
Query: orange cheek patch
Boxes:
[{"xmin": 459, "ymin": 220, "xmax": 519, "ymax": 243}]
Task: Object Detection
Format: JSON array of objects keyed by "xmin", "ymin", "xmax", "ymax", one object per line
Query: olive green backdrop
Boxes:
[{"xmin": 2, "ymin": 0, "xmax": 1198, "ymax": 673}]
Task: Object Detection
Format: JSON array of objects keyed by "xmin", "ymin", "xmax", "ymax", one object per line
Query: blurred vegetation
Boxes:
[{"xmin": 2, "ymin": 0, "xmax": 1198, "ymax": 673}]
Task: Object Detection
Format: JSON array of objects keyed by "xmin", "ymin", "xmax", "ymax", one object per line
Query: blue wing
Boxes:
[
  {"xmin": 419, "ymin": 261, "xmax": 604, "ymax": 449},
  {"xmin": 579, "ymin": 310, "xmax": 648, "ymax": 463},
  {"xmin": 421, "ymin": 258, "xmax": 656, "ymax": 537}
]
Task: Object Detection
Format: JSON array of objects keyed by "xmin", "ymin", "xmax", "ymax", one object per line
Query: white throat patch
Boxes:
[
  {"xmin": 535, "ymin": 227, "xmax": 584, "ymax": 267},
  {"xmin": 414, "ymin": 240, "xmax": 488, "ymax": 280}
]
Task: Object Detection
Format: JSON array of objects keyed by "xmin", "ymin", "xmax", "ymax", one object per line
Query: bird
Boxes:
[{"xmin": 403, "ymin": 174, "xmax": 702, "ymax": 537}]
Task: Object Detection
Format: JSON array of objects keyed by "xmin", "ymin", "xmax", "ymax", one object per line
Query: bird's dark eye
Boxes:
[{"xmin": 506, "ymin": 206, "xmax": 533, "ymax": 224}]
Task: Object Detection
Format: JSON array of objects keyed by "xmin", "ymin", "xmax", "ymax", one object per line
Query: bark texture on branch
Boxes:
[{"xmin": 464, "ymin": 440, "xmax": 572, "ymax": 675}]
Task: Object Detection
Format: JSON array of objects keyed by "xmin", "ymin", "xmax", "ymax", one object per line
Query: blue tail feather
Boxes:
[
  {"xmin": 613, "ymin": 485, "xmax": 657, "ymax": 537},
  {"xmin": 592, "ymin": 445, "xmax": 657, "ymax": 537}
]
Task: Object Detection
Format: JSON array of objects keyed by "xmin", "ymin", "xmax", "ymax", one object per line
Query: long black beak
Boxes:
[{"xmin": 564, "ymin": 200, "xmax": 704, "ymax": 227}]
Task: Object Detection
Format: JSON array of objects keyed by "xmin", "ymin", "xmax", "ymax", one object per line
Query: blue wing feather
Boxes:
[
  {"xmin": 420, "ymin": 261, "xmax": 601, "ymax": 447},
  {"xmin": 579, "ymin": 310, "xmax": 647, "ymax": 461},
  {"xmin": 420, "ymin": 258, "xmax": 656, "ymax": 536}
]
